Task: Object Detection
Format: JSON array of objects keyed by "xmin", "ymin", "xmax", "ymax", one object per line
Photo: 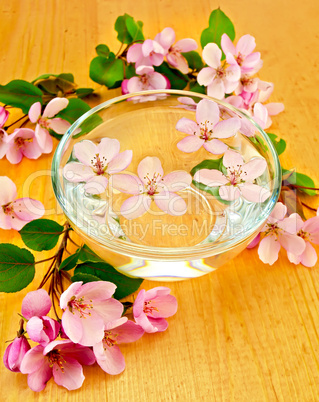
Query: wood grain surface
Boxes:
[{"xmin": 1, "ymin": 0, "xmax": 319, "ymax": 401}]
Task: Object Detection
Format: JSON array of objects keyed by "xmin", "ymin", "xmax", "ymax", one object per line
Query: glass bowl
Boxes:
[{"xmin": 52, "ymin": 89, "xmax": 281, "ymax": 281}]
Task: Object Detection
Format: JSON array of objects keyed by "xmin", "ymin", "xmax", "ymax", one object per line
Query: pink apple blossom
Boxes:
[
  {"xmin": 257, "ymin": 203, "xmax": 306, "ymax": 265},
  {"xmin": 27, "ymin": 317, "xmax": 60, "ymax": 346},
  {"xmin": 0, "ymin": 176, "xmax": 44, "ymax": 230},
  {"xmin": 3, "ymin": 335, "xmax": 31, "ymax": 373},
  {"xmin": 221, "ymin": 33, "xmax": 262, "ymax": 75},
  {"xmin": 197, "ymin": 43, "xmax": 241, "ymax": 99},
  {"xmin": 21, "ymin": 288, "xmax": 52, "ymax": 319},
  {"xmin": 0, "ymin": 128, "xmax": 10, "ymax": 159},
  {"xmin": 133, "ymin": 287, "xmax": 178, "ymax": 333},
  {"xmin": 176, "ymin": 99, "xmax": 240, "ymax": 154},
  {"xmin": 20, "ymin": 340, "xmax": 95, "ymax": 391},
  {"xmin": 122, "ymin": 65, "xmax": 170, "ymax": 102},
  {"xmin": 60, "ymin": 281, "xmax": 124, "ymax": 346},
  {"xmin": 287, "ymin": 215, "xmax": 319, "ymax": 267},
  {"xmin": 112, "ymin": 156, "xmax": 192, "ymax": 219},
  {"xmin": 28, "ymin": 98, "xmax": 70, "ymax": 153},
  {"xmin": 154, "ymin": 27, "xmax": 197, "ymax": 73},
  {"xmin": 194, "ymin": 149, "xmax": 271, "ymax": 202},
  {"xmin": 127, "ymin": 39, "xmax": 165, "ymax": 68},
  {"xmin": 63, "ymin": 138, "xmax": 133, "ymax": 195},
  {"xmin": 93, "ymin": 317, "xmax": 144, "ymax": 375},
  {"xmin": 5, "ymin": 128, "xmax": 42, "ymax": 164},
  {"xmin": 0, "ymin": 106, "xmax": 9, "ymax": 128}
]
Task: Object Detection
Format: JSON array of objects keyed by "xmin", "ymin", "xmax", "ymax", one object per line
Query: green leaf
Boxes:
[
  {"xmin": 77, "ymin": 244, "xmax": 104, "ymax": 263},
  {"xmin": 154, "ymin": 62, "xmax": 188, "ymax": 90},
  {"xmin": 0, "ymin": 244, "xmax": 35, "ymax": 293},
  {"xmin": 115, "ymin": 14, "xmax": 144, "ymax": 44},
  {"xmin": 75, "ymin": 87, "xmax": 94, "ymax": 98},
  {"xmin": 57, "ymin": 73, "xmax": 74, "ymax": 83},
  {"xmin": 72, "ymin": 272, "xmax": 102, "ymax": 283},
  {"xmin": 56, "ymin": 98, "xmax": 91, "ymax": 124},
  {"xmin": 192, "ymin": 180, "xmax": 231, "ymax": 205},
  {"xmin": 267, "ymin": 133, "xmax": 286, "ymax": 155},
  {"xmin": 74, "ymin": 261, "xmax": 143, "ymax": 299},
  {"xmin": 95, "ymin": 44, "xmax": 110, "ymax": 58},
  {"xmin": 282, "ymin": 168, "xmax": 317, "ymax": 196},
  {"xmin": 182, "ymin": 51, "xmax": 204, "ymax": 71},
  {"xmin": 73, "ymin": 113, "xmax": 103, "ymax": 138},
  {"xmin": 190, "ymin": 158, "xmax": 223, "ymax": 176},
  {"xmin": 59, "ymin": 251, "xmax": 80, "ymax": 271},
  {"xmin": 19, "ymin": 219, "xmax": 64, "ymax": 251},
  {"xmin": 0, "ymin": 80, "xmax": 43, "ymax": 113},
  {"xmin": 189, "ymin": 81, "xmax": 206, "ymax": 94},
  {"xmin": 89, "ymin": 56, "xmax": 124, "ymax": 88},
  {"xmin": 200, "ymin": 8, "xmax": 235, "ymax": 49},
  {"xmin": 124, "ymin": 63, "xmax": 136, "ymax": 79}
]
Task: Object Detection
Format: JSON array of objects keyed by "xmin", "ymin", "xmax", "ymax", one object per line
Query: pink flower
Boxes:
[
  {"xmin": 0, "ymin": 106, "xmax": 9, "ymax": 128},
  {"xmin": 175, "ymin": 96, "xmax": 198, "ymax": 111},
  {"xmin": 154, "ymin": 27, "xmax": 197, "ymax": 73},
  {"xmin": 5, "ymin": 128, "xmax": 42, "ymax": 164},
  {"xmin": 0, "ymin": 129, "xmax": 10, "ymax": 159},
  {"xmin": 63, "ymin": 138, "xmax": 133, "ymax": 195},
  {"xmin": 20, "ymin": 340, "xmax": 95, "ymax": 391},
  {"xmin": 235, "ymin": 75, "xmax": 259, "ymax": 95},
  {"xmin": 93, "ymin": 317, "xmax": 144, "ymax": 375},
  {"xmin": 197, "ymin": 43, "xmax": 241, "ymax": 99},
  {"xmin": 133, "ymin": 287, "xmax": 178, "ymax": 333},
  {"xmin": 0, "ymin": 176, "xmax": 44, "ymax": 230},
  {"xmin": 258, "ymin": 203, "xmax": 306, "ymax": 265},
  {"xmin": 3, "ymin": 336, "xmax": 31, "ymax": 373},
  {"xmin": 194, "ymin": 149, "xmax": 270, "ymax": 202},
  {"xmin": 287, "ymin": 215, "xmax": 319, "ymax": 267},
  {"xmin": 123, "ymin": 65, "xmax": 169, "ymax": 101},
  {"xmin": 26, "ymin": 316, "xmax": 60, "ymax": 346},
  {"xmin": 28, "ymin": 98, "xmax": 70, "ymax": 153},
  {"xmin": 112, "ymin": 156, "xmax": 192, "ymax": 219},
  {"xmin": 127, "ymin": 40, "xmax": 164, "ymax": 68},
  {"xmin": 60, "ymin": 281, "xmax": 124, "ymax": 346},
  {"xmin": 221, "ymin": 33, "xmax": 262, "ymax": 75},
  {"xmin": 176, "ymin": 99, "xmax": 240, "ymax": 154},
  {"xmin": 21, "ymin": 289, "xmax": 52, "ymax": 319}
]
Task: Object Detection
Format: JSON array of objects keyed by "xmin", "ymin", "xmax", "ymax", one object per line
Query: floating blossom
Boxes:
[
  {"xmin": 0, "ymin": 106, "xmax": 9, "ymax": 128},
  {"xmin": 112, "ymin": 156, "xmax": 192, "ymax": 219},
  {"xmin": 257, "ymin": 203, "xmax": 306, "ymax": 265},
  {"xmin": 133, "ymin": 287, "xmax": 178, "ymax": 333},
  {"xmin": 175, "ymin": 96, "xmax": 198, "ymax": 111},
  {"xmin": 63, "ymin": 138, "xmax": 133, "ymax": 195},
  {"xmin": 5, "ymin": 128, "xmax": 42, "ymax": 164},
  {"xmin": 60, "ymin": 281, "xmax": 123, "ymax": 347},
  {"xmin": 197, "ymin": 43, "xmax": 241, "ymax": 99},
  {"xmin": 127, "ymin": 39, "xmax": 165, "ymax": 68},
  {"xmin": 3, "ymin": 335, "xmax": 31, "ymax": 373},
  {"xmin": 287, "ymin": 215, "xmax": 319, "ymax": 267},
  {"xmin": 194, "ymin": 149, "xmax": 270, "ymax": 202},
  {"xmin": 154, "ymin": 27, "xmax": 197, "ymax": 73},
  {"xmin": 121, "ymin": 65, "xmax": 170, "ymax": 102},
  {"xmin": 221, "ymin": 33, "xmax": 262, "ymax": 75},
  {"xmin": 20, "ymin": 340, "xmax": 95, "ymax": 392},
  {"xmin": 176, "ymin": 99, "xmax": 240, "ymax": 154},
  {"xmin": 28, "ymin": 98, "xmax": 70, "ymax": 153},
  {"xmin": 93, "ymin": 318, "xmax": 144, "ymax": 375},
  {"xmin": 0, "ymin": 176, "xmax": 44, "ymax": 230}
]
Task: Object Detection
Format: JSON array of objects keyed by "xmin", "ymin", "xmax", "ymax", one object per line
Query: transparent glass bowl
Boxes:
[{"xmin": 52, "ymin": 89, "xmax": 281, "ymax": 281}]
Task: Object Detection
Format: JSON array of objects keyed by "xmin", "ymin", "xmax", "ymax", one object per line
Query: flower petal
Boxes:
[
  {"xmin": 43, "ymin": 98, "xmax": 69, "ymax": 118},
  {"xmin": 111, "ymin": 173, "xmax": 144, "ymax": 195},
  {"xmin": 167, "ymin": 53, "xmax": 189, "ymax": 74},
  {"xmin": 84, "ymin": 176, "xmax": 109, "ymax": 194},
  {"xmin": 240, "ymin": 183, "xmax": 271, "ymax": 203},
  {"xmin": 265, "ymin": 102, "xmax": 284, "ymax": 116},
  {"xmin": 207, "ymin": 79, "xmax": 225, "ymax": 99},
  {"xmin": 155, "ymin": 27, "xmax": 175, "ymax": 50},
  {"xmin": 121, "ymin": 194, "xmax": 151, "ymax": 219},
  {"xmin": 49, "ymin": 118, "xmax": 70, "ymax": 134},
  {"xmin": 21, "ymin": 289, "xmax": 51, "ymax": 319},
  {"xmin": 175, "ymin": 117, "xmax": 199, "ymax": 135},
  {"xmin": 92, "ymin": 298, "xmax": 124, "ymax": 324},
  {"xmin": 177, "ymin": 135, "xmax": 204, "ymax": 153},
  {"xmin": 28, "ymin": 102, "xmax": 41, "ymax": 123},
  {"xmin": 20, "ymin": 345, "xmax": 46, "ymax": 374},
  {"xmin": 97, "ymin": 137, "xmax": 121, "ymax": 163},
  {"xmin": 63, "ymin": 162, "xmax": 94, "ymax": 182},
  {"xmin": 202, "ymin": 43, "xmax": 222, "ymax": 68},
  {"xmin": 35, "ymin": 125, "xmax": 50, "ymax": 151},
  {"xmin": 221, "ymin": 33, "xmax": 236, "ymax": 55},
  {"xmin": 196, "ymin": 99, "xmax": 220, "ymax": 126},
  {"xmin": 112, "ymin": 321, "xmax": 144, "ymax": 344},
  {"xmin": 0, "ymin": 176, "xmax": 17, "ymax": 205},
  {"xmin": 148, "ymin": 72, "xmax": 168, "ymax": 89},
  {"xmin": 268, "ymin": 202, "xmax": 287, "ymax": 223},
  {"xmin": 193, "ymin": 169, "xmax": 228, "ymax": 187},
  {"xmin": 223, "ymin": 149, "xmax": 244, "ymax": 169},
  {"xmin": 27, "ymin": 361, "xmax": 52, "ymax": 392},
  {"xmin": 94, "ymin": 344, "xmax": 125, "ymax": 375},
  {"xmin": 258, "ymin": 235, "xmax": 281, "ymax": 265},
  {"xmin": 52, "ymin": 357, "xmax": 84, "ymax": 390},
  {"xmin": 5, "ymin": 145, "xmax": 22, "ymax": 164},
  {"xmin": 162, "ymin": 171, "xmax": 192, "ymax": 191},
  {"xmin": 61, "ymin": 309, "xmax": 83, "ymax": 344},
  {"xmin": 197, "ymin": 67, "xmax": 215, "ymax": 86},
  {"xmin": 219, "ymin": 185, "xmax": 241, "ymax": 201},
  {"xmin": 279, "ymin": 232, "xmax": 306, "ymax": 255},
  {"xmin": 236, "ymin": 34, "xmax": 256, "ymax": 55},
  {"xmin": 137, "ymin": 156, "xmax": 164, "ymax": 185},
  {"xmin": 175, "ymin": 38, "xmax": 197, "ymax": 52},
  {"xmin": 203, "ymin": 139, "xmax": 229, "ymax": 155},
  {"xmin": 300, "ymin": 242, "xmax": 318, "ymax": 267},
  {"xmin": 154, "ymin": 191, "xmax": 187, "ymax": 216},
  {"xmin": 12, "ymin": 198, "xmax": 44, "ymax": 221},
  {"xmin": 147, "ymin": 317, "xmax": 169, "ymax": 332},
  {"xmin": 213, "ymin": 117, "xmax": 240, "ymax": 139},
  {"xmin": 127, "ymin": 43, "xmax": 142, "ymax": 63},
  {"xmin": 77, "ymin": 281, "xmax": 117, "ymax": 300},
  {"xmin": 73, "ymin": 140, "xmax": 98, "ymax": 165},
  {"xmin": 241, "ymin": 158, "xmax": 267, "ymax": 181},
  {"xmin": 107, "ymin": 150, "xmax": 132, "ymax": 174}
]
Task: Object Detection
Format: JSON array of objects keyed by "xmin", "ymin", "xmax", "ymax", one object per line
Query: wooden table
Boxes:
[{"xmin": 1, "ymin": 1, "xmax": 319, "ymax": 400}]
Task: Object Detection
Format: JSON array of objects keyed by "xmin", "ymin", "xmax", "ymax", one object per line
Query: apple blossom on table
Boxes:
[
  {"xmin": 63, "ymin": 138, "xmax": 133, "ymax": 194},
  {"xmin": 5, "ymin": 128, "xmax": 42, "ymax": 164},
  {"xmin": 0, "ymin": 176, "xmax": 44, "ymax": 230},
  {"xmin": 112, "ymin": 156, "xmax": 192, "ymax": 219},
  {"xmin": 3, "ymin": 336, "xmax": 31, "ymax": 373},
  {"xmin": 127, "ymin": 39, "xmax": 165, "ymax": 68},
  {"xmin": 176, "ymin": 99, "xmax": 240, "ymax": 154}
]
